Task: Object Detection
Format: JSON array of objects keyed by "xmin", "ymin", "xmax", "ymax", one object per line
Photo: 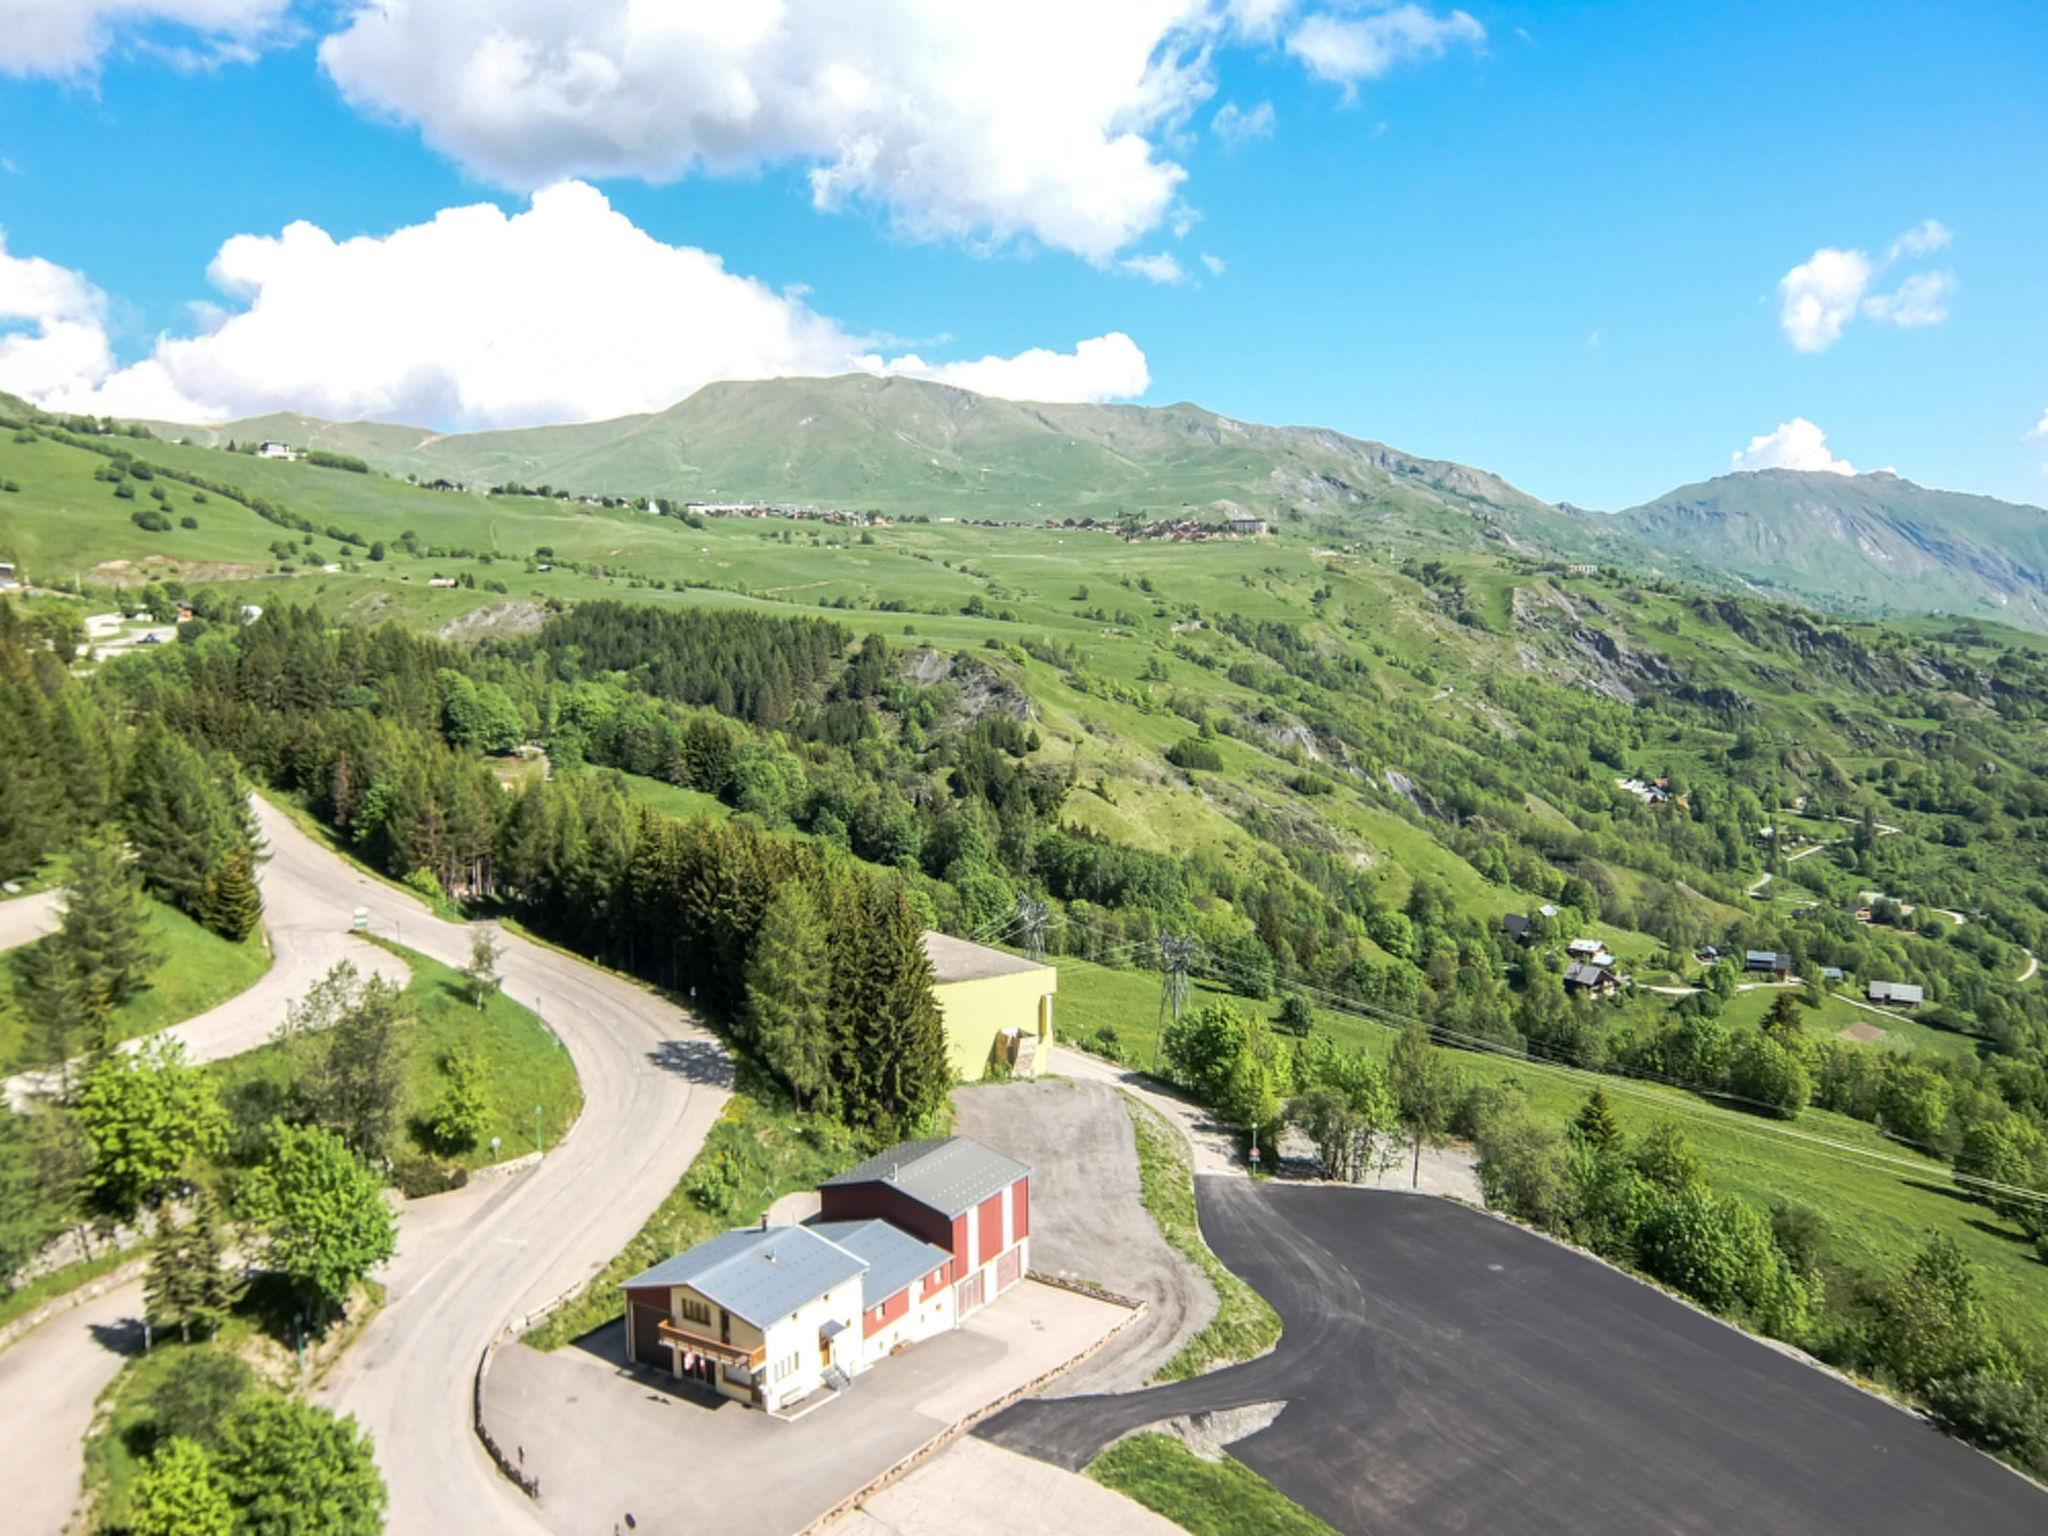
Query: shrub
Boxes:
[{"xmin": 1166, "ymin": 737, "xmax": 1224, "ymax": 772}]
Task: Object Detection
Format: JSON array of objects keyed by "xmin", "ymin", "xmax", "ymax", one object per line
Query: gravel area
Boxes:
[{"xmin": 952, "ymin": 1076, "xmax": 1216, "ymax": 1393}]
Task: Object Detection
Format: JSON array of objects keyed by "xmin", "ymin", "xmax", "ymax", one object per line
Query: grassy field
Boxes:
[
  {"xmin": 1089, "ymin": 1433, "xmax": 1340, "ymax": 1536},
  {"xmin": 1125, "ymin": 1094, "xmax": 1282, "ymax": 1382},
  {"xmin": 1056, "ymin": 962, "xmax": 2048, "ymax": 1361},
  {"xmin": 0, "ymin": 897, "xmax": 271, "ymax": 1071},
  {"xmin": 202, "ymin": 940, "xmax": 581, "ymax": 1172}
]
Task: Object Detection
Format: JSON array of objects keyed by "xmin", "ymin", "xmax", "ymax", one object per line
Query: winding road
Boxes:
[{"xmin": 0, "ymin": 800, "xmax": 731, "ymax": 1535}]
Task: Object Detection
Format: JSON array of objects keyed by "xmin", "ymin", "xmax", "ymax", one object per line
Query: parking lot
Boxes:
[{"xmin": 980, "ymin": 1183, "xmax": 2048, "ymax": 1536}]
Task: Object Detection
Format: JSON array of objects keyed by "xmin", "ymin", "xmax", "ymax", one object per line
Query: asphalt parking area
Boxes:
[
  {"xmin": 979, "ymin": 1183, "xmax": 2048, "ymax": 1536},
  {"xmin": 486, "ymin": 1279, "xmax": 1129, "ymax": 1536}
]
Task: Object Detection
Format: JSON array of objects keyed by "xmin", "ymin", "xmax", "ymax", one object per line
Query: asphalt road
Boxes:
[
  {"xmin": 0, "ymin": 887, "xmax": 62, "ymax": 954},
  {"xmin": 980, "ymin": 1183, "xmax": 2048, "ymax": 1536},
  {"xmin": 0, "ymin": 799, "xmax": 731, "ymax": 1536}
]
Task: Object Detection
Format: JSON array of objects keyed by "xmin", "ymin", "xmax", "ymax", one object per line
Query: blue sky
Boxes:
[{"xmin": 0, "ymin": 1, "xmax": 2043, "ymax": 509}]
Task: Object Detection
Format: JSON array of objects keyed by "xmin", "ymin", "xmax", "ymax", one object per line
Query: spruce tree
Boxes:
[
  {"xmin": 124, "ymin": 723, "xmax": 245, "ymax": 920},
  {"xmin": 146, "ymin": 1189, "xmax": 241, "ymax": 1344},
  {"xmin": 845, "ymin": 882, "xmax": 951, "ymax": 1138},
  {"xmin": 197, "ymin": 849, "xmax": 262, "ymax": 942},
  {"xmin": 54, "ymin": 835, "xmax": 158, "ymax": 1005},
  {"xmin": 744, "ymin": 881, "xmax": 835, "ymax": 1112},
  {"xmin": 1573, "ymin": 1085, "xmax": 1625, "ymax": 1152}
]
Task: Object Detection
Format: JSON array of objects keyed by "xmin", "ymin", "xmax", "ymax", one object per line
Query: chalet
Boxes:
[
  {"xmin": 1746, "ymin": 950, "xmax": 1790, "ymax": 977},
  {"xmin": 1820, "ymin": 966, "xmax": 1846, "ymax": 982},
  {"xmin": 256, "ymin": 440, "xmax": 295, "ymax": 460},
  {"xmin": 922, "ymin": 931, "xmax": 1055, "ymax": 1079},
  {"xmin": 622, "ymin": 1136, "xmax": 1026, "ymax": 1413},
  {"xmin": 1564, "ymin": 962, "xmax": 1620, "ymax": 998},
  {"xmin": 0, "ymin": 561, "xmax": 17, "ymax": 589},
  {"xmin": 1228, "ymin": 516, "xmax": 1271, "ymax": 537},
  {"xmin": 819, "ymin": 1136, "xmax": 1030, "ymax": 1322},
  {"xmin": 1868, "ymin": 981, "xmax": 1925, "ymax": 1009},
  {"xmin": 1501, "ymin": 913, "xmax": 1535, "ymax": 944},
  {"xmin": 1567, "ymin": 938, "xmax": 1611, "ymax": 965}
]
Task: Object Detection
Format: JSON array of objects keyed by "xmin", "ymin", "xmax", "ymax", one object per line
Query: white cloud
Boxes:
[
  {"xmin": 1775, "ymin": 220, "xmax": 1954, "ymax": 351},
  {"xmin": 11, "ymin": 183, "xmax": 1151, "ymax": 428},
  {"xmin": 2025, "ymin": 408, "xmax": 2048, "ymax": 442},
  {"xmin": 1777, "ymin": 246, "xmax": 1873, "ymax": 353},
  {"xmin": 1887, "ymin": 218, "xmax": 1951, "ymax": 259},
  {"xmin": 1730, "ymin": 418, "xmax": 1858, "ymax": 476},
  {"xmin": 0, "ymin": 0, "xmax": 289, "ymax": 77},
  {"xmin": 880, "ymin": 333, "xmax": 1149, "ymax": 403},
  {"xmin": 1211, "ymin": 100, "xmax": 1276, "ymax": 144},
  {"xmin": 1200, "ymin": 252, "xmax": 1226, "ymax": 276},
  {"xmin": 1861, "ymin": 268, "xmax": 1954, "ymax": 329},
  {"xmin": 0, "ymin": 231, "xmax": 118, "ymax": 401},
  {"xmin": 1119, "ymin": 251, "xmax": 1188, "ymax": 284},
  {"xmin": 318, "ymin": 0, "xmax": 1212, "ymax": 265},
  {"xmin": 1286, "ymin": 4, "xmax": 1484, "ymax": 90}
]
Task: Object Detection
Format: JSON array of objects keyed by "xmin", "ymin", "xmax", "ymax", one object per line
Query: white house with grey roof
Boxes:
[{"xmin": 621, "ymin": 1136, "xmax": 1025, "ymax": 1412}]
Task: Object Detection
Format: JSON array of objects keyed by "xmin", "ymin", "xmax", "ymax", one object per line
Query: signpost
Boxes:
[{"xmin": 351, "ymin": 906, "xmax": 368, "ymax": 932}]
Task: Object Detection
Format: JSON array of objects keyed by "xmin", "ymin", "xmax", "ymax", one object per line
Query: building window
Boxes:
[
  {"xmin": 678, "ymin": 1298, "xmax": 711, "ymax": 1326},
  {"xmin": 771, "ymin": 1353, "xmax": 799, "ymax": 1383}
]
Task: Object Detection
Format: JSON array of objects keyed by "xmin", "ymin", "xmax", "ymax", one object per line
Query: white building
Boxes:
[{"xmin": 256, "ymin": 440, "xmax": 295, "ymax": 460}]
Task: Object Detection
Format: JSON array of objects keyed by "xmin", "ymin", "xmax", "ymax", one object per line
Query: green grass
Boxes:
[
  {"xmin": 1059, "ymin": 961, "xmax": 2048, "ymax": 1363},
  {"xmin": 1123, "ymin": 1093, "xmax": 1282, "ymax": 1382},
  {"xmin": 522, "ymin": 1083, "xmax": 864, "ymax": 1350},
  {"xmin": 203, "ymin": 939, "xmax": 580, "ymax": 1171},
  {"xmin": 1088, "ymin": 1433, "xmax": 1339, "ymax": 1536},
  {"xmin": 0, "ymin": 897, "xmax": 271, "ymax": 1071},
  {"xmin": 599, "ymin": 768, "xmax": 733, "ymax": 823}
]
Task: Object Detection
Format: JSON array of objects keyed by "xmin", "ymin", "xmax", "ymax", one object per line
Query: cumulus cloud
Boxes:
[
  {"xmin": 1200, "ymin": 252, "xmax": 1227, "ymax": 275},
  {"xmin": 880, "ymin": 333, "xmax": 1149, "ymax": 402},
  {"xmin": 1286, "ymin": 4, "xmax": 1484, "ymax": 89},
  {"xmin": 1211, "ymin": 100, "xmax": 1276, "ymax": 144},
  {"xmin": 0, "ymin": 0, "xmax": 290, "ymax": 77},
  {"xmin": 0, "ymin": 231, "xmax": 119, "ymax": 400},
  {"xmin": 318, "ymin": 1, "xmax": 1209, "ymax": 264},
  {"xmin": 2027, "ymin": 408, "xmax": 2048, "ymax": 444},
  {"xmin": 1776, "ymin": 221, "xmax": 1955, "ymax": 351},
  {"xmin": 12, "ymin": 183, "xmax": 1152, "ymax": 428},
  {"xmin": 312, "ymin": 2, "xmax": 1484, "ymax": 263},
  {"xmin": 1730, "ymin": 418, "xmax": 1858, "ymax": 476}
]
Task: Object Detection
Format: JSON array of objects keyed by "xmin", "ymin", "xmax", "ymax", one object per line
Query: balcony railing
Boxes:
[{"xmin": 654, "ymin": 1319, "xmax": 765, "ymax": 1368}]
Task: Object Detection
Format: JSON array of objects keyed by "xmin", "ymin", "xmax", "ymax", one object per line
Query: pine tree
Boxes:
[
  {"xmin": 844, "ymin": 882, "xmax": 952, "ymax": 1138},
  {"xmin": 57, "ymin": 835, "xmax": 161, "ymax": 1006},
  {"xmin": 1573, "ymin": 1085, "xmax": 1625, "ymax": 1152},
  {"xmin": 427, "ymin": 1048, "xmax": 491, "ymax": 1153},
  {"xmin": 744, "ymin": 881, "xmax": 835, "ymax": 1112},
  {"xmin": 124, "ymin": 723, "xmax": 245, "ymax": 920},
  {"xmin": 146, "ymin": 1189, "xmax": 241, "ymax": 1344},
  {"xmin": 130, "ymin": 1436, "xmax": 233, "ymax": 1536},
  {"xmin": 197, "ymin": 849, "xmax": 262, "ymax": 942}
]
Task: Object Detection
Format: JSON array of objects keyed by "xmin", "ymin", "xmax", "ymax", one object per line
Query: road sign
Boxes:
[{"xmin": 351, "ymin": 906, "xmax": 369, "ymax": 932}]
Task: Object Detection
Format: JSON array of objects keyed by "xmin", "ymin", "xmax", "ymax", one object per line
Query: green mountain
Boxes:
[
  {"xmin": 96, "ymin": 378, "xmax": 2048, "ymax": 633},
  {"xmin": 1613, "ymin": 469, "xmax": 2048, "ymax": 629},
  {"xmin": 143, "ymin": 373, "xmax": 1567, "ymax": 540}
]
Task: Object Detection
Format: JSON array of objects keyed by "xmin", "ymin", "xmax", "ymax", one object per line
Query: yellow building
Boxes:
[{"xmin": 921, "ymin": 931, "xmax": 1057, "ymax": 1080}]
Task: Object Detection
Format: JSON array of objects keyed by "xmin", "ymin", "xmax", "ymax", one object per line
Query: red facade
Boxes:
[
  {"xmin": 975, "ymin": 1192, "xmax": 1005, "ymax": 1267},
  {"xmin": 818, "ymin": 1170, "xmax": 1031, "ymax": 1287},
  {"xmin": 864, "ymin": 1286, "xmax": 909, "ymax": 1338},
  {"xmin": 1013, "ymin": 1179, "xmax": 1029, "ymax": 1241}
]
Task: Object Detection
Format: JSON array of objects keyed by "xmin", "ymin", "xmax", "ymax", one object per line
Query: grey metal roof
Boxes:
[
  {"xmin": 620, "ymin": 1225, "xmax": 866, "ymax": 1327},
  {"xmin": 820, "ymin": 1136, "xmax": 1029, "ymax": 1219},
  {"xmin": 1870, "ymin": 980, "xmax": 1925, "ymax": 1003},
  {"xmin": 1564, "ymin": 963, "xmax": 1610, "ymax": 987},
  {"xmin": 809, "ymin": 1219, "xmax": 953, "ymax": 1309},
  {"xmin": 1746, "ymin": 950, "xmax": 1784, "ymax": 966},
  {"xmin": 922, "ymin": 931, "xmax": 1049, "ymax": 984}
]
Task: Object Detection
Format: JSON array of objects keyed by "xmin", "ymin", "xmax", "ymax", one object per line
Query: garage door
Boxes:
[
  {"xmin": 631, "ymin": 1304, "xmax": 671, "ymax": 1370},
  {"xmin": 956, "ymin": 1270, "xmax": 985, "ymax": 1317},
  {"xmin": 996, "ymin": 1245, "xmax": 1021, "ymax": 1293}
]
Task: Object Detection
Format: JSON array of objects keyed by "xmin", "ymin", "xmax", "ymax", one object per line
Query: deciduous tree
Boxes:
[{"xmin": 237, "ymin": 1122, "xmax": 395, "ymax": 1323}]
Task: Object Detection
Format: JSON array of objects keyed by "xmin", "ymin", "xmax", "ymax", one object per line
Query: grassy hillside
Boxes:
[{"xmin": 1617, "ymin": 468, "xmax": 2048, "ymax": 628}]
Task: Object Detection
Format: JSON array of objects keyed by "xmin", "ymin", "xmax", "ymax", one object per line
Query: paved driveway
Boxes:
[
  {"xmin": 0, "ymin": 888, "xmax": 62, "ymax": 955},
  {"xmin": 980, "ymin": 1183, "xmax": 2048, "ymax": 1536}
]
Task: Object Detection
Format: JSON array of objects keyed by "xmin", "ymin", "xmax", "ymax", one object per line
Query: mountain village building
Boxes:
[
  {"xmin": 621, "ymin": 1137, "xmax": 1029, "ymax": 1414},
  {"xmin": 922, "ymin": 931, "xmax": 1056, "ymax": 1080}
]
